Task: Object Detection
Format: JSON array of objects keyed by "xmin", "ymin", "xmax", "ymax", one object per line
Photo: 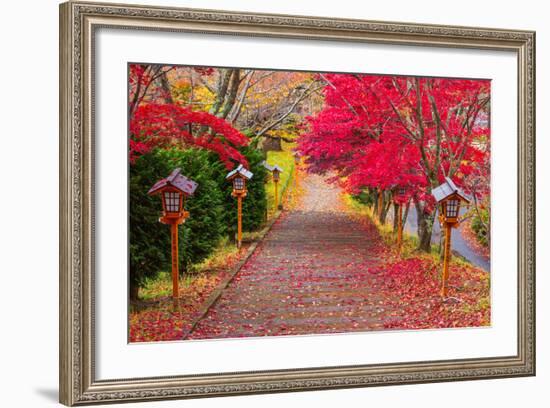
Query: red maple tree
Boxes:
[
  {"xmin": 299, "ymin": 73, "xmax": 490, "ymax": 251},
  {"xmin": 128, "ymin": 64, "xmax": 249, "ymax": 168}
]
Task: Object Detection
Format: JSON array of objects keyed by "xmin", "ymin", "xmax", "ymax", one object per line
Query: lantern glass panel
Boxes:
[
  {"xmin": 164, "ymin": 191, "xmax": 181, "ymax": 213},
  {"xmin": 446, "ymin": 199, "xmax": 459, "ymax": 218},
  {"xmin": 273, "ymin": 171, "xmax": 280, "ymax": 182},
  {"xmin": 233, "ymin": 177, "xmax": 245, "ymax": 191}
]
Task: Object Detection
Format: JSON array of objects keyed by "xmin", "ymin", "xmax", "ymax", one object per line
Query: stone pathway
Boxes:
[{"xmin": 186, "ymin": 174, "xmax": 395, "ymax": 339}]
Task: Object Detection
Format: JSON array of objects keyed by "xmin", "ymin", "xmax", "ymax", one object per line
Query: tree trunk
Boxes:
[
  {"xmin": 379, "ymin": 192, "xmax": 391, "ymax": 224},
  {"xmin": 130, "ymin": 283, "xmax": 139, "ymax": 302},
  {"xmin": 415, "ymin": 200, "xmax": 435, "ymax": 253},
  {"xmin": 210, "ymin": 69, "xmax": 233, "ymax": 116},
  {"xmin": 403, "ymin": 200, "xmax": 411, "ymax": 226},
  {"xmin": 159, "ymin": 71, "xmax": 174, "ymax": 104},
  {"xmin": 220, "ymin": 69, "xmax": 241, "ymax": 119},
  {"xmin": 392, "ymin": 202, "xmax": 399, "ymax": 233}
]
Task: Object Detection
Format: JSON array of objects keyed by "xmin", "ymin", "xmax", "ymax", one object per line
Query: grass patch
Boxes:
[
  {"xmin": 342, "ymin": 194, "xmax": 459, "ymax": 263},
  {"xmin": 265, "ymin": 149, "xmax": 295, "ymax": 218},
  {"xmin": 138, "ymin": 271, "xmax": 173, "ymax": 301},
  {"xmin": 138, "ymin": 237, "xmax": 240, "ymax": 301},
  {"xmin": 187, "ymin": 236, "xmax": 240, "ymax": 275}
]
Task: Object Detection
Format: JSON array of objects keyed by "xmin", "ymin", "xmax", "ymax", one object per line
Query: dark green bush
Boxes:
[
  {"xmin": 129, "ymin": 148, "xmax": 226, "ymax": 299},
  {"xmin": 211, "ymin": 146, "xmax": 268, "ymax": 239},
  {"xmin": 129, "ymin": 145, "xmax": 268, "ymax": 299},
  {"xmin": 129, "ymin": 152, "xmax": 170, "ymax": 299}
]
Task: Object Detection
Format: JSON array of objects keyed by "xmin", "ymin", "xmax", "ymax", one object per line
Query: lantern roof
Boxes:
[
  {"xmin": 431, "ymin": 177, "xmax": 471, "ymax": 204},
  {"xmin": 226, "ymin": 164, "xmax": 253, "ymax": 181},
  {"xmin": 262, "ymin": 161, "xmax": 283, "ymax": 173},
  {"xmin": 148, "ymin": 168, "xmax": 198, "ymax": 196}
]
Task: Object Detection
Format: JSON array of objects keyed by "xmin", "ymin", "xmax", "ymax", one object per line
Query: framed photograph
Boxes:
[{"xmin": 59, "ymin": 1, "xmax": 535, "ymax": 405}]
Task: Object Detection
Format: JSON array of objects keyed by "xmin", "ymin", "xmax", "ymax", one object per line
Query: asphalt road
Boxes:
[{"xmin": 395, "ymin": 206, "xmax": 490, "ymax": 272}]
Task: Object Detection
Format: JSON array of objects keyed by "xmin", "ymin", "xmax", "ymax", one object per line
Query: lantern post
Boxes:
[
  {"xmin": 431, "ymin": 177, "xmax": 471, "ymax": 297},
  {"xmin": 237, "ymin": 192, "xmax": 243, "ymax": 246},
  {"xmin": 441, "ymin": 218, "xmax": 453, "ymax": 296},
  {"xmin": 226, "ymin": 165, "xmax": 253, "ymax": 249},
  {"xmin": 395, "ymin": 187, "xmax": 406, "ymax": 253},
  {"xmin": 148, "ymin": 169, "xmax": 198, "ymax": 299},
  {"xmin": 263, "ymin": 162, "xmax": 284, "ymax": 211},
  {"xmin": 273, "ymin": 168, "xmax": 280, "ymax": 210}
]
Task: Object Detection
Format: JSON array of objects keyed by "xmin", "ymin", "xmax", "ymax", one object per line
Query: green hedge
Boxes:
[
  {"xmin": 129, "ymin": 146, "xmax": 267, "ymax": 299},
  {"xmin": 211, "ymin": 146, "xmax": 268, "ymax": 236},
  {"xmin": 129, "ymin": 148, "xmax": 226, "ymax": 294}
]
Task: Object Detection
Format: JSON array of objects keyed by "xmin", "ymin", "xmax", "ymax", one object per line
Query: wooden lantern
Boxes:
[
  {"xmin": 227, "ymin": 164, "xmax": 252, "ymax": 197},
  {"xmin": 263, "ymin": 162, "xmax": 284, "ymax": 210},
  {"xmin": 432, "ymin": 177, "xmax": 471, "ymax": 226},
  {"xmin": 148, "ymin": 168, "xmax": 198, "ymax": 299},
  {"xmin": 149, "ymin": 168, "xmax": 197, "ymax": 223},
  {"xmin": 431, "ymin": 177, "xmax": 471, "ymax": 296},
  {"xmin": 226, "ymin": 164, "xmax": 253, "ymax": 248},
  {"xmin": 272, "ymin": 166, "xmax": 282, "ymax": 183},
  {"xmin": 233, "ymin": 176, "xmax": 246, "ymax": 193}
]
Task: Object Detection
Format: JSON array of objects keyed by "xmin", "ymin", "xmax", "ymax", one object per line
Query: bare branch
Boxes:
[
  {"xmin": 195, "ymin": 73, "xmax": 216, "ymax": 95},
  {"xmin": 255, "ymin": 82, "xmax": 323, "ymax": 138},
  {"xmin": 248, "ymin": 71, "xmax": 276, "ymax": 88}
]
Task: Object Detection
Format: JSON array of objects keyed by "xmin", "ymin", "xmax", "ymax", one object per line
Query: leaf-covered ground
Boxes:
[
  {"xmin": 187, "ymin": 174, "xmax": 490, "ymax": 340},
  {"xmin": 369, "ymin": 258, "xmax": 490, "ymax": 330},
  {"xmin": 129, "ymin": 244, "xmax": 247, "ymax": 343},
  {"xmin": 131, "ymin": 173, "xmax": 490, "ymax": 342},
  {"xmin": 129, "ymin": 162, "xmax": 303, "ymax": 343}
]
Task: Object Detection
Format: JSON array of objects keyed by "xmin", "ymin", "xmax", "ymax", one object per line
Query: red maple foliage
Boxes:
[
  {"xmin": 299, "ymin": 74, "xmax": 490, "ymax": 248},
  {"xmin": 301, "ymin": 74, "xmax": 490, "ymax": 191},
  {"xmin": 130, "ymin": 103, "xmax": 249, "ymax": 167},
  {"xmin": 128, "ymin": 64, "xmax": 249, "ymax": 168}
]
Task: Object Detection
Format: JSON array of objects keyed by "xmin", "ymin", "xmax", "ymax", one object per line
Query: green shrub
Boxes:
[
  {"xmin": 129, "ymin": 148, "xmax": 226, "ymax": 298},
  {"xmin": 471, "ymin": 208, "xmax": 489, "ymax": 247},
  {"xmin": 129, "ymin": 145, "xmax": 268, "ymax": 299},
  {"xmin": 352, "ymin": 189, "xmax": 376, "ymax": 207},
  {"xmin": 211, "ymin": 146, "xmax": 268, "ymax": 238}
]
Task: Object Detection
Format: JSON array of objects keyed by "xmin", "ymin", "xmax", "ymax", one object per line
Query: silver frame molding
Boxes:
[{"xmin": 59, "ymin": 1, "xmax": 536, "ymax": 405}]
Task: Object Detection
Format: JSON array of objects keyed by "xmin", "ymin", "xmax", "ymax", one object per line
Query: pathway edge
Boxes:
[{"xmin": 181, "ymin": 210, "xmax": 284, "ymax": 339}]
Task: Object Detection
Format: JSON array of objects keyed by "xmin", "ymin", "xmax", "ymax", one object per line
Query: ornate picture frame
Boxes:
[{"xmin": 59, "ymin": 1, "xmax": 535, "ymax": 405}]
